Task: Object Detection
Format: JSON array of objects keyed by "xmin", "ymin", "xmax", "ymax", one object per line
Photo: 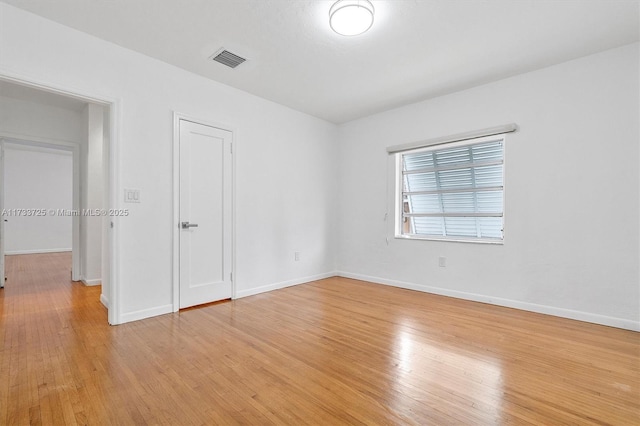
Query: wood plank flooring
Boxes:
[{"xmin": 1, "ymin": 252, "xmax": 638, "ymax": 425}]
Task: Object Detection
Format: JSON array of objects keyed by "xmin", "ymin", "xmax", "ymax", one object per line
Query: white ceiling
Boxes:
[{"xmin": 4, "ymin": 0, "xmax": 639, "ymax": 123}]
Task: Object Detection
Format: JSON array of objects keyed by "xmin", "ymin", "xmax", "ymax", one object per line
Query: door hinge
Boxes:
[
  {"xmin": 230, "ymin": 272, "xmax": 233, "ymax": 281},
  {"xmin": 230, "ymin": 143, "xmax": 233, "ymax": 154}
]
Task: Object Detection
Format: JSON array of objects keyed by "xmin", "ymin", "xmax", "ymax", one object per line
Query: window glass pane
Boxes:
[
  {"xmin": 411, "ymin": 217, "xmax": 445, "ymax": 236},
  {"xmin": 476, "ymin": 191, "xmax": 503, "ymax": 213},
  {"xmin": 403, "ymin": 151, "xmax": 434, "ymax": 171},
  {"xmin": 410, "ymin": 217, "xmax": 503, "ymax": 240},
  {"xmin": 406, "ymin": 194, "xmax": 441, "ymax": 213},
  {"xmin": 474, "ymin": 164, "xmax": 503, "ymax": 187},
  {"xmin": 404, "ymin": 172, "xmax": 437, "ymax": 192},
  {"xmin": 444, "ymin": 217, "xmax": 479, "ymax": 237},
  {"xmin": 471, "ymin": 142, "xmax": 503, "ymax": 162},
  {"xmin": 441, "ymin": 192, "xmax": 475, "ymax": 213},
  {"xmin": 435, "ymin": 146, "xmax": 472, "ymax": 167},
  {"xmin": 478, "ymin": 217, "xmax": 503, "ymax": 239},
  {"xmin": 437, "ymin": 168, "xmax": 473, "ymax": 190}
]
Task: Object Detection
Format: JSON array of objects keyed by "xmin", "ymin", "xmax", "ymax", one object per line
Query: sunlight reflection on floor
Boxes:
[{"xmin": 390, "ymin": 320, "xmax": 504, "ymax": 423}]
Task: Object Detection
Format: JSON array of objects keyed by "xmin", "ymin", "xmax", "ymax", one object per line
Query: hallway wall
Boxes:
[{"xmin": 4, "ymin": 145, "xmax": 73, "ymax": 254}]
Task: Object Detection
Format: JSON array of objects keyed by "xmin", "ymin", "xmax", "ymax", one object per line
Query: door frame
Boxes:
[
  {"xmin": 0, "ymin": 137, "xmax": 81, "ymax": 281},
  {"xmin": 0, "ymin": 71, "xmax": 122, "ymax": 325},
  {"xmin": 172, "ymin": 112, "xmax": 236, "ymax": 312},
  {"xmin": 0, "ymin": 139, "xmax": 4, "ymax": 287}
]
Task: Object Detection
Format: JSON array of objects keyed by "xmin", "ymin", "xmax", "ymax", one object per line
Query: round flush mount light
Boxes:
[{"xmin": 329, "ymin": 0, "xmax": 375, "ymax": 36}]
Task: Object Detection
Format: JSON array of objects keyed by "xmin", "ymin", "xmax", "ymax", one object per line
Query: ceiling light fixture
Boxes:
[{"xmin": 329, "ymin": 0, "xmax": 375, "ymax": 36}]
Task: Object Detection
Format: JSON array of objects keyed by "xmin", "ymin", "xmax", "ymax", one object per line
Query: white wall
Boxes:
[
  {"xmin": 0, "ymin": 3, "xmax": 338, "ymax": 323},
  {"xmin": 3, "ymin": 145, "xmax": 73, "ymax": 254},
  {"xmin": 337, "ymin": 43, "xmax": 639, "ymax": 330},
  {"xmin": 101, "ymin": 108, "xmax": 111, "ymax": 307},
  {"xmin": 79, "ymin": 103, "xmax": 103, "ymax": 285},
  {"xmin": 0, "ymin": 95, "xmax": 84, "ymax": 143}
]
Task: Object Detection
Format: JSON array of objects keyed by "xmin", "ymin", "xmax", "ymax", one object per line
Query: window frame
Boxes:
[{"xmin": 394, "ymin": 133, "xmax": 507, "ymax": 244}]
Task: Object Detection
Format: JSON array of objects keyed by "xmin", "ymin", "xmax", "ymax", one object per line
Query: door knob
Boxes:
[{"xmin": 181, "ymin": 221, "xmax": 199, "ymax": 229}]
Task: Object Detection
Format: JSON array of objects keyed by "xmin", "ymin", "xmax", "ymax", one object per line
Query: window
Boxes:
[{"xmin": 396, "ymin": 134, "xmax": 505, "ymax": 243}]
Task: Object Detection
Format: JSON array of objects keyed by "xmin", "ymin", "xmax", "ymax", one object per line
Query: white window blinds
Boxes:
[{"xmin": 399, "ymin": 135, "xmax": 505, "ymax": 242}]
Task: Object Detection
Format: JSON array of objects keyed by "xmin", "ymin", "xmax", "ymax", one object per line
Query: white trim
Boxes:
[
  {"xmin": 231, "ymin": 128, "xmax": 237, "ymax": 300},
  {"xmin": 0, "ymin": 139, "xmax": 4, "ymax": 288},
  {"xmin": 172, "ymin": 112, "xmax": 237, "ymax": 312},
  {"xmin": 235, "ymin": 271, "xmax": 337, "ymax": 299},
  {"xmin": 0, "ymin": 131, "xmax": 81, "ymax": 147},
  {"xmin": 6, "ymin": 248, "xmax": 71, "ymax": 255},
  {"xmin": 0, "ymin": 68, "xmax": 115, "ymax": 106},
  {"xmin": 100, "ymin": 293, "xmax": 109, "ymax": 308},
  {"xmin": 394, "ymin": 235, "xmax": 504, "ymax": 244},
  {"xmin": 395, "ymin": 134, "xmax": 506, "ymax": 243},
  {"xmin": 81, "ymin": 278, "xmax": 101, "ymax": 286},
  {"xmin": 120, "ymin": 304, "xmax": 173, "ymax": 324},
  {"xmin": 0, "ymin": 68, "xmax": 122, "ymax": 325},
  {"xmin": 387, "ymin": 123, "xmax": 517, "ymax": 154},
  {"xmin": 172, "ymin": 114, "xmax": 180, "ymax": 311},
  {"xmin": 337, "ymin": 271, "xmax": 640, "ymax": 332},
  {"xmin": 4, "ymin": 143, "xmax": 74, "ymax": 156},
  {"xmin": 107, "ymin": 96, "xmax": 121, "ymax": 325}
]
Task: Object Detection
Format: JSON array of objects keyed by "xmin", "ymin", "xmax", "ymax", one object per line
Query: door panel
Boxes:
[{"xmin": 179, "ymin": 120, "xmax": 232, "ymax": 308}]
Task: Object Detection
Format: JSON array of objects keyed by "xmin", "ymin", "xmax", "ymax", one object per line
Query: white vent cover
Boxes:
[{"xmin": 210, "ymin": 49, "xmax": 247, "ymax": 68}]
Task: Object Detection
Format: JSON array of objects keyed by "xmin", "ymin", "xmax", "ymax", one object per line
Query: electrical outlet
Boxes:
[
  {"xmin": 438, "ymin": 256, "xmax": 446, "ymax": 267},
  {"xmin": 295, "ymin": 252, "xmax": 300, "ymax": 261}
]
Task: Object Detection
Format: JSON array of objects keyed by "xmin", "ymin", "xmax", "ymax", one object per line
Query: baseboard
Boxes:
[
  {"xmin": 6, "ymin": 248, "xmax": 72, "ymax": 255},
  {"xmin": 337, "ymin": 271, "xmax": 640, "ymax": 332},
  {"xmin": 120, "ymin": 304, "xmax": 173, "ymax": 324},
  {"xmin": 100, "ymin": 293, "xmax": 109, "ymax": 308},
  {"xmin": 81, "ymin": 278, "xmax": 101, "ymax": 286},
  {"xmin": 235, "ymin": 271, "xmax": 337, "ymax": 299},
  {"xmin": 116, "ymin": 273, "xmax": 334, "ymax": 324}
]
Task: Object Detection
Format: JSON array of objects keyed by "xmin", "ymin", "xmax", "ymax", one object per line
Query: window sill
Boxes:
[{"xmin": 395, "ymin": 234, "xmax": 504, "ymax": 245}]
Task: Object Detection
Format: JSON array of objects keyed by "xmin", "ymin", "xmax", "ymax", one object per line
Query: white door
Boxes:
[
  {"xmin": 0, "ymin": 139, "xmax": 4, "ymax": 288},
  {"xmin": 179, "ymin": 120, "xmax": 233, "ymax": 308}
]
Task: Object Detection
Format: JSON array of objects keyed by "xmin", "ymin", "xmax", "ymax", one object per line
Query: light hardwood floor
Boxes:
[{"xmin": 0, "ymin": 252, "xmax": 638, "ymax": 425}]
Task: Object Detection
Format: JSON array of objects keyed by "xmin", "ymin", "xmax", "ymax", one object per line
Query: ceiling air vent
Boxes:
[{"xmin": 210, "ymin": 49, "xmax": 247, "ymax": 69}]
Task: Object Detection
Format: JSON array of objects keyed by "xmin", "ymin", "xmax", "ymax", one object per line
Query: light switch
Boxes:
[{"xmin": 124, "ymin": 189, "xmax": 140, "ymax": 203}]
